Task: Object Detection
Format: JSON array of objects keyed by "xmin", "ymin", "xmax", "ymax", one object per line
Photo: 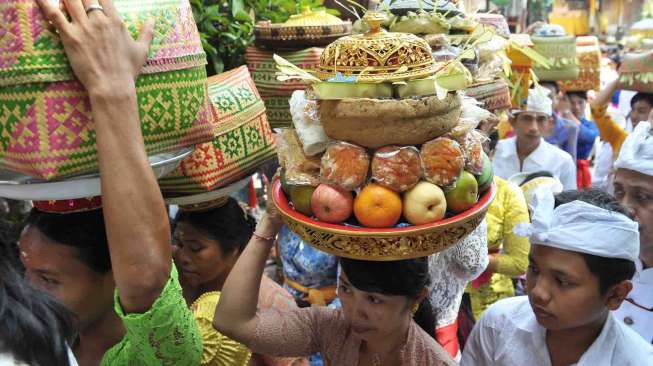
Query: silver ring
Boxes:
[{"xmin": 85, "ymin": 4, "xmax": 105, "ymax": 15}]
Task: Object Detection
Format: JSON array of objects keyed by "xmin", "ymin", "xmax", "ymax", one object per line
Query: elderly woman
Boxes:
[{"xmin": 173, "ymin": 198, "xmax": 308, "ymax": 366}]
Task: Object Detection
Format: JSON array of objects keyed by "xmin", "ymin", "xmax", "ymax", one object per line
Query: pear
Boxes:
[
  {"xmin": 445, "ymin": 171, "xmax": 479, "ymax": 214},
  {"xmin": 289, "ymin": 185, "xmax": 317, "ymax": 217}
]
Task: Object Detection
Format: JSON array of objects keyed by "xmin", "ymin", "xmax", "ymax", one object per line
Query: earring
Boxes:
[{"xmin": 411, "ymin": 303, "xmax": 419, "ymax": 314}]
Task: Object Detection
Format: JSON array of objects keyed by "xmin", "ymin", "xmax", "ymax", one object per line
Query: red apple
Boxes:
[{"xmin": 311, "ymin": 184, "xmax": 354, "ymax": 224}]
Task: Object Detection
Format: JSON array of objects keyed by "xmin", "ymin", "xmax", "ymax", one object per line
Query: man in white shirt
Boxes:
[
  {"xmin": 493, "ymin": 86, "xmax": 577, "ymax": 190},
  {"xmin": 462, "ymin": 189, "xmax": 653, "ymax": 365},
  {"xmin": 612, "ymin": 122, "xmax": 653, "ymax": 343}
]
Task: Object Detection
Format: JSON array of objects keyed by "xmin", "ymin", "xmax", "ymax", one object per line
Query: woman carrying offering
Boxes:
[
  {"xmin": 212, "ymin": 196, "xmax": 456, "ymax": 366},
  {"xmin": 19, "ymin": 0, "xmax": 202, "ymax": 364}
]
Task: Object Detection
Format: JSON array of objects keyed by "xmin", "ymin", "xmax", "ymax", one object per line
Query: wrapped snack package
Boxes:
[
  {"xmin": 276, "ymin": 129, "xmax": 321, "ymax": 186},
  {"xmin": 321, "ymin": 142, "xmax": 370, "ymax": 191},
  {"xmin": 459, "ymin": 130, "xmax": 487, "ymax": 175},
  {"xmin": 421, "ymin": 137, "xmax": 465, "ymax": 188},
  {"xmin": 289, "ymin": 91, "xmax": 330, "ymax": 156},
  {"xmin": 371, "ymin": 146, "xmax": 423, "ymax": 193},
  {"xmin": 447, "ymin": 97, "xmax": 494, "ymax": 139}
]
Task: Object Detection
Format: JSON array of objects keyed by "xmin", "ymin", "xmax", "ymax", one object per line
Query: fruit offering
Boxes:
[
  {"xmin": 354, "ymin": 184, "xmax": 403, "ymax": 228},
  {"xmin": 403, "ymin": 182, "xmax": 447, "ymax": 225},
  {"xmin": 311, "ymin": 184, "xmax": 354, "ymax": 223},
  {"xmin": 320, "ymin": 142, "xmax": 370, "ymax": 191},
  {"xmin": 371, "ymin": 146, "xmax": 423, "ymax": 193},
  {"xmin": 420, "ymin": 137, "xmax": 465, "ymax": 188}
]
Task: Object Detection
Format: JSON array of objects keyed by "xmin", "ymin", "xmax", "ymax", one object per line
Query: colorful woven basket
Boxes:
[
  {"xmin": 0, "ymin": 0, "xmax": 213, "ymax": 180},
  {"xmin": 272, "ymin": 178, "xmax": 495, "ymax": 260},
  {"xmin": 254, "ymin": 8, "xmax": 352, "ymax": 49},
  {"xmin": 619, "ymin": 51, "xmax": 653, "ymax": 93},
  {"xmin": 245, "ymin": 46, "xmax": 323, "ymax": 128},
  {"xmin": 532, "ymin": 35, "xmax": 579, "ymax": 81},
  {"xmin": 465, "ymin": 79, "xmax": 512, "ymax": 111},
  {"xmin": 558, "ymin": 36, "xmax": 600, "ymax": 92},
  {"xmin": 159, "ymin": 66, "xmax": 276, "ymax": 194}
]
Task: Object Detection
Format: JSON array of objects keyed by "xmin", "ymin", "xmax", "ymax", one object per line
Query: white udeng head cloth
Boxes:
[
  {"xmin": 614, "ymin": 121, "xmax": 653, "ymax": 177},
  {"xmin": 516, "ymin": 86, "xmax": 553, "ymax": 116},
  {"xmin": 514, "ymin": 189, "xmax": 640, "ymax": 262}
]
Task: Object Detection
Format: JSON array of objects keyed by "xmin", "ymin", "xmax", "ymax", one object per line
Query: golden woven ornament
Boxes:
[{"xmin": 314, "ymin": 12, "xmax": 438, "ymax": 83}]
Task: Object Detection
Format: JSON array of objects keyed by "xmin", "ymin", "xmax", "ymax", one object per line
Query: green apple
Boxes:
[
  {"xmin": 445, "ymin": 171, "xmax": 479, "ymax": 214},
  {"xmin": 476, "ymin": 152, "xmax": 494, "ymax": 193},
  {"xmin": 289, "ymin": 185, "xmax": 316, "ymax": 217}
]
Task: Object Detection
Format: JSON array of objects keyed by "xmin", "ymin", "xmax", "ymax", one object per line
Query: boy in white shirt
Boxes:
[
  {"xmin": 493, "ymin": 87, "xmax": 577, "ymax": 190},
  {"xmin": 462, "ymin": 189, "xmax": 653, "ymax": 366}
]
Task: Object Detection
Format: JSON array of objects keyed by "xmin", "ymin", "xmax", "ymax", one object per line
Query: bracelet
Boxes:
[{"xmin": 252, "ymin": 231, "xmax": 275, "ymax": 243}]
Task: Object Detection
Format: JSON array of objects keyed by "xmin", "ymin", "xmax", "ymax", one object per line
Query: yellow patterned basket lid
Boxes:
[
  {"xmin": 254, "ymin": 7, "xmax": 352, "ymax": 49},
  {"xmin": 1, "ymin": 0, "xmax": 206, "ymax": 87},
  {"xmin": 313, "ymin": 12, "xmax": 437, "ymax": 83}
]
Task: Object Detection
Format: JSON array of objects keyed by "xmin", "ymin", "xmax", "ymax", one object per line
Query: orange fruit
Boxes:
[{"xmin": 354, "ymin": 183, "xmax": 403, "ymax": 228}]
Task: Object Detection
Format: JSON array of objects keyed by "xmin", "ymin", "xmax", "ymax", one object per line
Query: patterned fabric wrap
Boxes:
[
  {"xmin": 246, "ymin": 47, "xmax": 323, "ymax": 128},
  {"xmin": 558, "ymin": 36, "xmax": 600, "ymax": 92},
  {"xmin": 159, "ymin": 66, "xmax": 276, "ymax": 193},
  {"xmin": 0, "ymin": 0, "xmax": 213, "ymax": 180},
  {"xmin": 619, "ymin": 51, "xmax": 653, "ymax": 93},
  {"xmin": 1, "ymin": 0, "xmax": 206, "ymax": 85},
  {"xmin": 532, "ymin": 35, "xmax": 579, "ymax": 81}
]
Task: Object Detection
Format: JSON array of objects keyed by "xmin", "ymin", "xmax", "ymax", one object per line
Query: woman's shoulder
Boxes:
[{"xmin": 406, "ymin": 323, "xmax": 457, "ymax": 366}]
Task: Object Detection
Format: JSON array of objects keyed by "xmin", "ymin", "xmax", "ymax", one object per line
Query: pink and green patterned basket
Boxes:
[
  {"xmin": 245, "ymin": 46, "xmax": 323, "ymax": 128},
  {"xmin": 159, "ymin": 66, "xmax": 276, "ymax": 194},
  {"xmin": 0, "ymin": 0, "xmax": 214, "ymax": 180}
]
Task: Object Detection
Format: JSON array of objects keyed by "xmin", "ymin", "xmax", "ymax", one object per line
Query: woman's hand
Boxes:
[
  {"xmin": 256, "ymin": 176, "xmax": 284, "ymax": 240},
  {"xmin": 36, "ymin": 0, "xmax": 154, "ymax": 96}
]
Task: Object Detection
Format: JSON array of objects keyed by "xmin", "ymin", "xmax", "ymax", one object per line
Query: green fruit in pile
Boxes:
[
  {"xmin": 476, "ymin": 152, "xmax": 494, "ymax": 193},
  {"xmin": 310, "ymin": 82, "xmax": 393, "ymax": 100},
  {"xmin": 445, "ymin": 171, "xmax": 479, "ymax": 214},
  {"xmin": 289, "ymin": 185, "xmax": 317, "ymax": 217}
]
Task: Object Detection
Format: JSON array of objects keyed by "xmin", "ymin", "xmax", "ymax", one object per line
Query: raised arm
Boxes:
[
  {"xmin": 36, "ymin": 0, "xmax": 170, "ymax": 313},
  {"xmin": 590, "ymin": 80, "xmax": 629, "ymax": 154},
  {"xmin": 213, "ymin": 202, "xmax": 284, "ymax": 341}
]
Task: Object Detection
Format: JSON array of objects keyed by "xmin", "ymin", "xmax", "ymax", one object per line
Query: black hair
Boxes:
[
  {"xmin": 565, "ymin": 91, "xmax": 587, "ymax": 101},
  {"xmin": 520, "ymin": 171, "xmax": 554, "ymax": 186},
  {"xmin": 339, "ymin": 257, "xmax": 436, "ymax": 339},
  {"xmin": 630, "ymin": 92, "xmax": 653, "ymax": 109},
  {"xmin": 175, "ymin": 198, "xmax": 256, "ymax": 255},
  {"xmin": 553, "ymin": 189, "xmax": 636, "ymax": 295},
  {"xmin": 0, "ymin": 242, "xmax": 74, "ymax": 366},
  {"xmin": 26, "ymin": 209, "xmax": 111, "ymax": 273}
]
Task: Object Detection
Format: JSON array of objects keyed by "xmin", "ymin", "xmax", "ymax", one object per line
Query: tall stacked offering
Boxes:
[
  {"xmin": 272, "ymin": 12, "xmax": 495, "ymax": 260},
  {"xmin": 246, "ymin": 8, "xmax": 351, "ymax": 129},
  {"xmin": 531, "ymin": 24, "xmax": 579, "ymax": 82},
  {"xmin": 0, "ymin": 0, "xmax": 214, "ymax": 180},
  {"xmin": 558, "ymin": 36, "xmax": 601, "ymax": 92}
]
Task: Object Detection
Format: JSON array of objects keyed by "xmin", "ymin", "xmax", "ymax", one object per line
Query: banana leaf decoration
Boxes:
[{"xmin": 274, "ymin": 54, "xmax": 322, "ymax": 83}]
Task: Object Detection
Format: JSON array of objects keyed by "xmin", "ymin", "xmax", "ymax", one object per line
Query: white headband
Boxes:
[
  {"xmin": 514, "ymin": 189, "xmax": 640, "ymax": 262},
  {"xmin": 614, "ymin": 122, "xmax": 653, "ymax": 177},
  {"xmin": 521, "ymin": 86, "xmax": 553, "ymax": 116}
]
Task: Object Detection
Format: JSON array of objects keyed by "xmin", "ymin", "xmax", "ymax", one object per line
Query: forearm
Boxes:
[
  {"xmin": 90, "ymin": 85, "xmax": 171, "ymax": 312},
  {"xmin": 214, "ymin": 216, "xmax": 278, "ymax": 340},
  {"xmin": 591, "ymin": 80, "xmax": 618, "ymax": 109}
]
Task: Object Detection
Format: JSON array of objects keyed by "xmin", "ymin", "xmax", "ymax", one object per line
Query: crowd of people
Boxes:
[{"xmin": 1, "ymin": 0, "xmax": 653, "ymax": 365}]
